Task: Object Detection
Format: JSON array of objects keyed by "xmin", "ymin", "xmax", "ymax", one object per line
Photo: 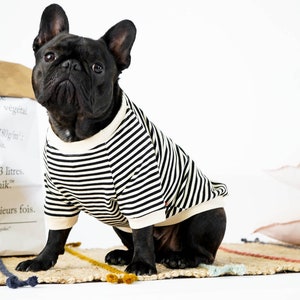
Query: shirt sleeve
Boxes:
[{"xmin": 44, "ymin": 173, "xmax": 80, "ymax": 230}]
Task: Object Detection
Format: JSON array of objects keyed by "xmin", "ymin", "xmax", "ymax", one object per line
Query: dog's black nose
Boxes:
[{"xmin": 62, "ymin": 59, "xmax": 82, "ymax": 71}]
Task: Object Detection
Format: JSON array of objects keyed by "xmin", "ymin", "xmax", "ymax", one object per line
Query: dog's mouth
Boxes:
[{"xmin": 56, "ymin": 80, "xmax": 76, "ymax": 104}]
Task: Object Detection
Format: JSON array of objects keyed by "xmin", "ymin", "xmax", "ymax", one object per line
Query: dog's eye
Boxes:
[
  {"xmin": 44, "ymin": 52, "xmax": 56, "ymax": 63},
  {"xmin": 92, "ymin": 63, "xmax": 104, "ymax": 74}
]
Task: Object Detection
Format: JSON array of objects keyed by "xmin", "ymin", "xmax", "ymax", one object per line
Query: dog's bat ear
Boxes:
[
  {"xmin": 103, "ymin": 20, "xmax": 136, "ymax": 71},
  {"xmin": 33, "ymin": 4, "xmax": 69, "ymax": 53}
]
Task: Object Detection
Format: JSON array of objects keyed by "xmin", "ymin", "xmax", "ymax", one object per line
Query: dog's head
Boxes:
[{"xmin": 33, "ymin": 4, "xmax": 136, "ymax": 141}]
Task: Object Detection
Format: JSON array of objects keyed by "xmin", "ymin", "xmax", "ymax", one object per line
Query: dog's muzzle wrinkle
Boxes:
[{"xmin": 57, "ymin": 80, "xmax": 76, "ymax": 105}]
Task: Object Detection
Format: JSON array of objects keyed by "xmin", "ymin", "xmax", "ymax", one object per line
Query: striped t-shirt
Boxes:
[{"xmin": 44, "ymin": 93, "xmax": 228, "ymax": 231}]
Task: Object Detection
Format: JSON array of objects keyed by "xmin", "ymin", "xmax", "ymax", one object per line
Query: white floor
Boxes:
[{"xmin": 1, "ymin": 273, "xmax": 299, "ymax": 300}]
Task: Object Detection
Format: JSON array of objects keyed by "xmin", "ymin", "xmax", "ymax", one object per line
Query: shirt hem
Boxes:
[
  {"xmin": 156, "ymin": 196, "xmax": 225, "ymax": 227},
  {"xmin": 127, "ymin": 209, "xmax": 166, "ymax": 229},
  {"xmin": 46, "ymin": 215, "xmax": 79, "ymax": 230},
  {"xmin": 117, "ymin": 196, "xmax": 225, "ymax": 233}
]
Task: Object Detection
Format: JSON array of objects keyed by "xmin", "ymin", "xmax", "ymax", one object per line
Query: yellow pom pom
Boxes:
[
  {"xmin": 122, "ymin": 274, "xmax": 138, "ymax": 284},
  {"xmin": 106, "ymin": 273, "xmax": 119, "ymax": 284}
]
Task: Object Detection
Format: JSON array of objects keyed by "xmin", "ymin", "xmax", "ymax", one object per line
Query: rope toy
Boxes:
[
  {"xmin": 0, "ymin": 257, "xmax": 38, "ymax": 289},
  {"xmin": 64, "ymin": 243, "xmax": 138, "ymax": 284}
]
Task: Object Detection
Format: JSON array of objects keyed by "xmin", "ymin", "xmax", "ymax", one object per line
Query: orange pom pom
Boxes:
[
  {"xmin": 122, "ymin": 274, "xmax": 138, "ymax": 284},
  {"xmin": 106, "ymin": 273, "xmax": 119, "ymax": 283}
]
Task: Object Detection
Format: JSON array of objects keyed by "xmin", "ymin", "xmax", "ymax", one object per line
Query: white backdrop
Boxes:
[{"xmin": 1, "ymin": 0, "xmax": 300, "ymax": 247}]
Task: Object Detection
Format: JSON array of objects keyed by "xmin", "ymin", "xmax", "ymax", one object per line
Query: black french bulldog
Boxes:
[{"xmin": 16, "ymin": 4, "xmax": 227, "ymax": 275}]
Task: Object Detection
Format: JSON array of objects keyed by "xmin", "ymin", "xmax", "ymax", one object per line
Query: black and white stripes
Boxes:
[{"xmin": 43, "ymin": 93, "xmax": 228, "ymax": 230}]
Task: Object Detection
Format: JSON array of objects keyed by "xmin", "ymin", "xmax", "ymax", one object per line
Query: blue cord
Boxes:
[{"xmin": 0, "ymin": 257, "xmax": 38, "ymax": 289}]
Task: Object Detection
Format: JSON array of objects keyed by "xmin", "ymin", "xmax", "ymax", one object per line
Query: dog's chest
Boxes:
[{"xmin": 43, "ymin": 105, "xmax": 165, "ymax": 226}]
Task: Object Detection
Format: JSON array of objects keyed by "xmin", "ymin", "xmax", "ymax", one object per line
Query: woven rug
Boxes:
[{"xmin": 1, "ymin": 243, "xmax": 299, "ymax": 285}]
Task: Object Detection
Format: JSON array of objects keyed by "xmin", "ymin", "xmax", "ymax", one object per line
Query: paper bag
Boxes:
[
  {"xmin": 0, "ymin": 61, "xmax": 35, "ymax": 100},
  {"xmin": 0, "ymin": 62, "xmax": 46, "ymax": 256}
]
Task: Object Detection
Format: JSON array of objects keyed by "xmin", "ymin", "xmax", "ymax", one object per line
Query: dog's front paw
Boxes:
[
  {"xmin": 125, "ymin": 261, "xmax": 157, "ymax": 276},
  {"xmin": 105, "ymin": 249, "xmax": 133, "ymax": 265},
  {"xmin": 16, "ymin": 258, "xmax": 56, "ymax": 272}
]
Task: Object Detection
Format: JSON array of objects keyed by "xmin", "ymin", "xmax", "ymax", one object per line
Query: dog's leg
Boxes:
[
  {"xmin": 185, "ymin": 207, "xmax": 226, "ymax": 265},
  {"xmin": 126, "ymin": 226, "xmax": 157, "ymax": 275},
  {"xmin": 105, "ymin": 226, "xmax": 157, "ymax": 275},
  {"xmin": 159, "ymin": 208, "xmax": 226, "ymax": 269},
  {"xmin": 105, "ymin": 227, "xmax": 134, "ymax": 265},
  {"xmin": 16, "ymin": 228, "xmax": 71, "ymax": 272}
]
